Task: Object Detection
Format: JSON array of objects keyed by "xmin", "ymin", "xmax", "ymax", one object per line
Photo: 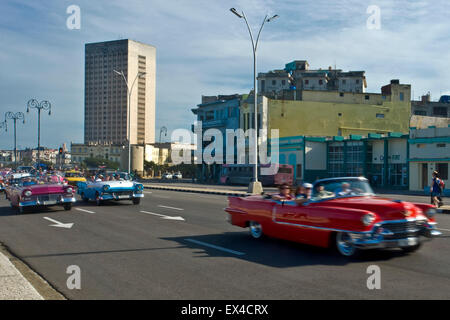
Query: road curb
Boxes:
[
  {"xmin": 143, "ymin": 184, "xmax": 248, "ymax": 197},
  {"xmin": 0, "ymin": 243, "xmax": 66, "ymax": 300}
]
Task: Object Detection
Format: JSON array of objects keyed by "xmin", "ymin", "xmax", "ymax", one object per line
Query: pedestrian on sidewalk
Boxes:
[{"xmin": 430, "ymin": 171, "xmax": 444, "ymax": 208}]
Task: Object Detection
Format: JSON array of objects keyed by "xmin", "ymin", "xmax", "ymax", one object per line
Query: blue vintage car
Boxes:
[{"xmin": 77, "ymin": 177, "xmax": 144, "ymax": 205}]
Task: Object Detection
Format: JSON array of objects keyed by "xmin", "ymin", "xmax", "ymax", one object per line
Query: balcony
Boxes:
[{"xmin": 202, "ymin": 119, "xmax": 227, "ymax": 128}]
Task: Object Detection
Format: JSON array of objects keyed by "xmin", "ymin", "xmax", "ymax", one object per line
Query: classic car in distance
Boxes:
[
  {"xmin": 225, "ymin": 177, "xmax": 441, "ymax": 257},
  {"xmin": 6, "ymin": 176, "xmax": 76, "ymax": 213},
  {"xmin": 64, "ymin": 170, "xmax": 87, "ymax": 187},
  {"xmin": 77, "ymin": 176, "xmax": 144, "ymax": 205},
  {"xmin": 162, "ymin": 172, "xmax": 173, "ymax": 179}
]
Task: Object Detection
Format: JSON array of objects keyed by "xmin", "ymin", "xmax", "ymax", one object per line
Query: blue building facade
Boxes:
[{"xmin": 191, "ymin": 94, "xmax": 242, "ymax": 182}]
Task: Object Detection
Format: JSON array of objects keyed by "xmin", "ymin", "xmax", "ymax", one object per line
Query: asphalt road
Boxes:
[{"xmin": 0, "ymin": 190, "xmax": 449, "ymax": 299}]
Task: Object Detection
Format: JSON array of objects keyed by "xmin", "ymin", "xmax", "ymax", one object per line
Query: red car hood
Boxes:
[
  {"xmin": 314, "ymin": 196, "xmax": 421, "ymax": 221},
  {"xmin": 25, "ymin": 184, "xmax": 66, "ymax": 195}
]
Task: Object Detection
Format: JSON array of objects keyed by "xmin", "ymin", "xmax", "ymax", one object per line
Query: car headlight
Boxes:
[
  {"xmin": 361, "ymin": 213, "xmax": 376, "ymax": 226},
  {"xmin": 66, "ymin": 187, "xmax": 73, "ymax": 194},
  {"xmin": 24, "ymin": 190, "xmax": 32, "ymax": 197},
  {"xmin": 103, "ymin": 185, "xmax": 110, "ymax": 191},
  {"xmin": 425, "ymin": 208, "xmax": 437, "ymax": 218}
]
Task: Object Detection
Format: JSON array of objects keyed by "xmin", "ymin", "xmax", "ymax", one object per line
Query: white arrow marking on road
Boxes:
[
  {"xmin": 157, "ymin": 205, "xmax": 184, "ymax": 211},
  {"xmin": 140, "ymin": 210, "xmax": 185, "ymax": 221},
  {"xmin": 43, "ymin": 217, "xmax": 74, "ymax": 229},
  {"xmin": 75, "ymin": 208, "xmax": 95, "ymax": 214}
]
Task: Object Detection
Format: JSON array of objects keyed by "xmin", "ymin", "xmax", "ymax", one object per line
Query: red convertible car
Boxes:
[
  {"xmin": 225, "ymin": 177, "xmax": 441, "ymax": 257},
  {"xmin": 6, "ymin": 175, "xmax": 76, "ymax": 213}
]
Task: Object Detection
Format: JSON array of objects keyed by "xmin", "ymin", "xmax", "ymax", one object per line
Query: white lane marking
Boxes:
[
  {"xmin": 144, "ymin": 191, "xmax": 152, "ymax": 194},
  {"xmin": 75, "ymin": 208, "xmax": 95, "ymax": 214},
  {"xmin": 437, "ymin": 228, "xmax": 450, "ymax": 232},
  {"xmin": 152, "ymin": 195, "xmax": 170, "ymax": 199},
  {"xmin": 140, "ymin": 210, "xmax": 185, "ymax": 221},
  {"xmin": 157, "ymin": 205, "xmax": 184, "ymax": 211},
  {"xmin": 43, "ymin": 217, "xmax": 73, "ymax": 229},
  {"xmin": 184, "ymin": 239, "xmax": 245, "ymax": 256}
]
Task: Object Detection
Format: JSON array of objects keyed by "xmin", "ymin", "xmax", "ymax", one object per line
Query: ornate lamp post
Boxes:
[
  {"xmin": 5, "ymin": 112, "xmax": 25, "ymax": 167},
  {"xmin": 27, "ymin": 99, "xmax": 51, "ymax": 168},
  {"xmin": 230, "ymin": 8, "xmax": 278, "ymax": 194}
]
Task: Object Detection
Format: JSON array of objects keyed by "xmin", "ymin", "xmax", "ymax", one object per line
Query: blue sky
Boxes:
[{"xmin": 0, "ymin": 0, "xmax": 449, "ymax": 149}]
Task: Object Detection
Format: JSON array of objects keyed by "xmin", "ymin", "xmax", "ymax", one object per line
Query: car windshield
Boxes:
[{"xmin": 312, "ymin": 179, "xmax": 374, "ymax": 201}]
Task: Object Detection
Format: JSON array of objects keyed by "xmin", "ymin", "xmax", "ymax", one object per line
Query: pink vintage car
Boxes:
[{"xmin": 7, "ymin": 175, "xmax": 76, "ymax": 213}]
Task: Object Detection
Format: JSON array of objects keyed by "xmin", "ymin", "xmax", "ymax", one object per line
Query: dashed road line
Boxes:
[
  {"xmin": 75, "ymin": 208, "xmax": 95, "ymax": 214},
  {"xmin": 184, "ymin": 239, "xmax": 245, "ymax": 256},
  {"xmin": 157, "ymin": 205, "xmax": 184, "ymax": 211}
]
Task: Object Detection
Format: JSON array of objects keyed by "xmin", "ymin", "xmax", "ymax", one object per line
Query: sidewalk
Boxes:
[
  {"xmin": 0, "ymin": 250, "xmax": 42, "ymax": 300},
  {"xmin": 143, "ymin": 183, "xmax": 249, "ymax": 196}
]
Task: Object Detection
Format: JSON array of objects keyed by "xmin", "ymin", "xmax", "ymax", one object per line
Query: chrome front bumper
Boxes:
[
  {"xmin": 20, "ymin": 196, "xmax": 76, "ymax": 207},
  {"xmin": 99, "ymin": 192, "xmax": 144, "ymax": 201},
  {"xmin": 350, "ymin": 222, "xmax": 442, "ymax": 250}
]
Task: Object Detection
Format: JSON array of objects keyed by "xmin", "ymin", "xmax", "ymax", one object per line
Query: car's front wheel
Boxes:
[
  {"xmin": 335, "ymin": 232, "xmax": 359, "ymax": 257},
  {"xmin": 63, "ymin": 203, "xmax": 72, "ymax": 211},
  {"xmin": 249, "ymin": 221, "xmax": 263, "ymax": 239},
  {"xmin": 132, "ymin": 198, "xmax": 141, "ymax": 205}
]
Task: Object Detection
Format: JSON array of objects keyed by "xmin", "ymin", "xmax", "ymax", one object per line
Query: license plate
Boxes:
[
  {"xmin": 43, "ymin": 200, "xmax": 57, "ymax": 205},
  {"xmin": 118, "ymin": 195, "xmax": 130, "ymax": 199},
  {"xmin": 399, "ymin": 238, "xmax": 418, "ymax": 247}
]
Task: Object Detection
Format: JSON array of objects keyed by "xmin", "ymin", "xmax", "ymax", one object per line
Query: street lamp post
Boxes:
[
  {"xmin": 27, "ymin": 99, "xmax": 51, "ymax": 169},
  {"xmin": 5, "ymin": 112, "xmax": 25, "ymax": 168},
  {"xmin": 230, "ymin": 8, "xmax": 278, "ymax": 194},
  {"xmin": 113, "ymin": 70, "xmax": 147, "ymax": 174}
]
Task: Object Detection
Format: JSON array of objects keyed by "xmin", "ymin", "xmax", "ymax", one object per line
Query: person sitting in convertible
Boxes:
[
  {"xmin": 314, "ymin": 184, "xmax": 335, "ymax": 199},
  {"xmin": 295, "ymin": 183, "xmax": 313, "ymax": 204},
  {"xmin": 335, "ymin": 182, "xmax": 354, "ymax": 196},
  {"xmin": 272, "ymin": 183, "xmax": 294, "ymax": 201}
]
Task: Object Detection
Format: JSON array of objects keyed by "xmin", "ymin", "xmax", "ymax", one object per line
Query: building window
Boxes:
[
  {"xmin": 376, "ymin": 113, "xmax": 385, "ymax": 118},
  {"xmin": 436, "ymin": 163, "xmax": 448, "ymax": 180},
  {"xmin": 433, "ymin": 107, "xmax": 448, "ymax": 117},
  {"xmin": 282, "ymin": 80, "xmax": 286, "ymax": 86},
  {"xmin": 437, "ymin": 143, "xmax": 446, "ymax": 148},
  {"xmin": 342, "ymin": 79, "xmax": 346, "ymax": 85},
  {"xmin": 365, "ymin": 95, "xmax": 370, "ymax": 100},
  {"xmin": 399, "ymin": 92, "xmax": 404, "ymax": 101},
  {"xmin": 304, "ymin": 80, "xmax": 309, "ymax": 85},
  {"xmin": 319, "ymin": 79, "xmax": 323, "ymax": 85},
  {"xmin": 356, "ymin": 79, "xmax": 360, "ymax": 84},
  {"xmin": 272, "ymin": 80, "xmax": 276, "ymax": 85},
  {"xmin": 339, "ymin": 92, "xmax": 344, "ymax": 97}
]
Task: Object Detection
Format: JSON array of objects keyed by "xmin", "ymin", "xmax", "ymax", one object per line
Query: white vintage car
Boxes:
[{"xmin": 77, "ymin": 179, "xmax": 144, "ymax": 205}]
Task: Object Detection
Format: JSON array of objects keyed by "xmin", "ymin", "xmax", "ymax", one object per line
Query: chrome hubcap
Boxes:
[{"xmin": 336, "ymin": 232, "xmax": 356, "ymax": 256}]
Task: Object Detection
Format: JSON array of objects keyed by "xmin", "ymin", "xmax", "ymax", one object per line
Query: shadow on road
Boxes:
[{"xmin": 162, "ymin": 232, "xmax": 408, "ymax": 268}]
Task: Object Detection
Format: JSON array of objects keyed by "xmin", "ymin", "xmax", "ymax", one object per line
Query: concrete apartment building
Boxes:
[
  {"xmin": 412, "ymin": 93, "xmax": 450, "ymax": 118},
  {"xmin": 257, "ymin": 60, "xmax": 367, "ymax": 100},
  {"xmin": 268, "ymin": 80, "xmax": 411, "ymax": 138},
  {"xmin": 84, "ymin": 39, "xmax": 156, "ymax": 146}
]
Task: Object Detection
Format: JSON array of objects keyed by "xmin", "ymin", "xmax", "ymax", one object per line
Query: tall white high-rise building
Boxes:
[{"xmin": 84, "ymin": 39, "xmax": 156, "ymax": 145}]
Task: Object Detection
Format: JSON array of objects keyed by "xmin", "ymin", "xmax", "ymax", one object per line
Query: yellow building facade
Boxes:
[{"xmin": 269, "ymin": 82, "xmax": 411, "ymax": 138}]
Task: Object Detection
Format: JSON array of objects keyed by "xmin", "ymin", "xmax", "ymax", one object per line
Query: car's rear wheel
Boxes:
[
  {"xmin": 401, "ymin": 243, "xmax": 421, "ymax": 253},
  {"xmin": 335, "ymin": 232, "xmax": 358, "ymax": 257},
  {"xmin": 249, "ymin": 221, "xmax": 263, "ymax": 239}
]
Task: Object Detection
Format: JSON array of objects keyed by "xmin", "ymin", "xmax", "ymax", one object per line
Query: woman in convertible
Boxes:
[{"xmin": 272, "ymin": 184, "xmax": 294, "ymax": 201}]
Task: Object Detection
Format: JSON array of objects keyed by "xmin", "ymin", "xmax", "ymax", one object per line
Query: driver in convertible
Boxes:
[{"xmin": 335, "ymin": 182, "xmax": 354, "ymax": 196}]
